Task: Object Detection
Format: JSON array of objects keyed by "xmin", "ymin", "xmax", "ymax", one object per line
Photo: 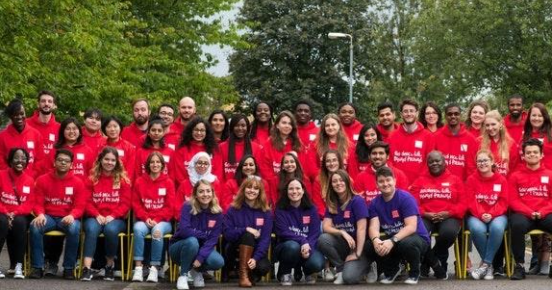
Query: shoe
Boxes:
[
  {"xmin": 305, "ymin": 273, "xmax": 317, "ymax": 284},
  {"xmin": 104, "ymin": 266, "xmax": 115, "ymax": 281},
  {"xmin": 81, "ymin": 267, "xmax": 93, "ymax": 281},
  {"xmin": 493, "ymin": 266, "xmax": 506, "ymax": 277},
  {"xmin": 63, "ymin": 269, "xmax": 75, "ymax": 280},
  {"xmin": 44, "ymin": 262, "xmax": 58, "ymax": 277},
  {"xmin": 366, "ymin": 261, "xmax": 378, "ymax": 283},
  {"xmin": 114, "ymin": 270, "xmax": 122, "ymax": 278},
  {"xmin": 333, "ymin": 272, "xmax": 343, "ymax": 285},
  {"xmin": 420, "ymin": 264, "xmax": 429, "ymax": 278},
  {"xmin": 511, "ymin": 264, "xmax": 526, "ymax": 280},
  {"xmin": 404, "ymin": 276, "xmax": 419, "ymax": 285},
  {"xmin": 14, "ymin": 263, "xmax": 24, "ymax": 279},
  {"xmin": 380, "ymin": 267, "xmax": 401, "ymax": 284},
  {"xmin": 132, "ymin": 266, "xmax": 144, "ymax": 282},
  {"xmin": 177, "ymin": 275, "xmax": 189, "ymax": 290},
  {"xmin": 540, "ymin": 261, "xmax": 550, "ymax": 275},
  {"xmin": 29, "ymin": 268, "xmax": 43, "ymax": 279},
  {"xmin": 146, "ymin": 266, "xmax": 159, "ymax": 283},
  {"xmin": 7, "ymin": 268, "xmax": 15, "ymax": 275},
  {"xmin": 95, "ymin": 268, "xmax": 105, "ymax": 277},
  {"xmin": 528, "ymin": 265, "xmax": 539, "ymax": 275},
  {"xmin": 432, "ymin": 261, "xmax": 448, "ymax": 280},
  {"xmin": 281, "ymin": 273, "xmax": 292, "ymax": 286},
  {"xmin": 323, "ymin": 268, "xmax": 336, "ymax": 281},
  {"xmin": 238, "ymin": 244, "xmax": 254, "ymax": 287},
  {"xmin": 293, "ymin": 267, "xmax": 303, "ymax": 282},
  {"xmin": 191, "ymin": 269, "xmax": 205, "ymax": 287},
  {"xmin": 471, "ymin": 264, "xmax": 488, "ymax": 280},
  {"xmin": 0, "ymin": 269, "xmax": 4, "ymax": 279},
  {"xmin": 484, "ymin": 266, "xmax": 494, "ymax": 280}
]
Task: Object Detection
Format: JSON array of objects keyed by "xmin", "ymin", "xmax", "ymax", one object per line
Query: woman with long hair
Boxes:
[
  {"xmin": 465, "ymin": 100, "xmax": 490, "ymax": 138},
  {"xmin": 223, "ymin": 177, "xmax": 272, "ymax": 287},
  {"xmin": 220, "ymin": 114, "xmax": 261, "ymax": 181},
  {"xmin": 479, "ymin": 110, "xmax": 519, "ymax": 176},
  {"xmin": 170, "ymin": 180, "xmax": 225, "ymax": 290},
  {"xmin": 271, "ymin": 152, "xmax": 311, "ymax": 207},
  {"xmin": 314, "ymin": 114, "xmax": 351, "ymax": 170},
  {"xmin": 81, "ymin": 147, "xmax": 131, "ymax": 281},
  {"xmin": 419, "ymin": 101, "xmax": 444, "ymax": 133},
  {"xmin": 312, "ymin": 150, "xmax": 345, "ymax": 217},
  {"xmin": 99, "ymin": 115, "xmax": 136, "ymax": 180},
  {"xmin": 208, "ymin": 110, "xmax": 229, "ymax": 143},
  {"xmin": 222, "ymin": 155, "xmax": 270, "ymax": 212},
  {"xmin": 134, "ymin": 117, "xmax": 174, "ymax": 180},
  {"xmin": 523, "ymin": 103, "xmax": 552, "ymax": 169},
  {"xmin": 347, "ymin": 124, "xmax": 382, "ymax": 179}
]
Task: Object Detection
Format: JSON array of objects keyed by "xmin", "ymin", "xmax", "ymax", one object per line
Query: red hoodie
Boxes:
[
  {"xmin": 174, "ymin": 178, "xmax": 222, "ymax": 219},
  {"xmin": 504, "ymin": 111, "xmax": 527, "ymax": 144},
  {"xmin": 528, "ymin": 132, "xmax": 552, "ymax": 170},
  {"xmin": 164, "ymin": 125, "xmax": 180, "ymax": 151},
  {"xmin": 259, "ymin": 138, "xmax": 311, "ymax": 187},
  {"xmin": 132, "ymin": 174, "xmax": 175, "ymax": 223},
  {"xmin": 346, "ymin": 151, "xmax": 371, "ymax": 180},
  {"xmin": 297, "ymin": 122, "xmax": 319, "ymax": 149},
  {"xmin": 409, "ymin": 170, "xmax": 466, "ymax": 219},
  {"xmin": 269, "ymin": 173, "xmax": 312, "ymax": 208},
  {"xmin": 377, "ymin": 123, "xmax": 400, "ymax": 142},
  {"xmin": 467, "ymin": 125, "xmax": 483, "ymax": 139},
  {"xmin": 82, "ymin": 127, "xmax": 106, "ymax": 155},
  {"xmin": 0, "ymin": 124, "xmax": 45, "ymax": 176},
  {"xmin": 135, "ymin": 146, "xmax": 175, "ymax": 181},
  {"xmin": 220, "ymin": 139, "xmax": 262, "ymax": 181},
  {"xmin": 478, "ymin": 136, "xmax": 519, "ymax": 176},
  {"xmin": 40, "ymin": 143, "xmax": 95, "ymax": 181},
  {"xmin": 388, "ymin": 122, "xmax": 435, "ymax": 184},
  {"xmin": 169, "ymin": 143, "xmax": 223, "ymax": 186},
  {"xmin": 34, "ymin": 172, "xmax": 88, "ymax": 218},
  {"xmin": 342, "ymin": 120, "xmax": 363, "ymax": 144},
  {"xmin": 121, "ymin": 122, "xmax": 146, "ymax": 147},
  {"xmin": 26, "ymin": 111, "xmax": 60, "ymax": 156},
  {"xmin": 466, "ymin": 172, "xmax": 509, "ymax": 219},
  {"xmin": 432, "ymin": 124, "xmax": 478, "ymax": 181},
  {"xmin": 99, "ymin": 138, "xmax": 137, "ymax": 181},
  {"xmin": 0, "ymin": 169, "xmax": 35, "ymax": 215},
  {"xmin": 353, "ymin": 165, "xmax": 409, "ymax": 206},
  {"xmin": 85, "ymin": 174, "xmax": 132, "ymax": 219},
  {"xmin": 251, "ymin": 123, "xmax": 271, "ymax": 145},
  {"xmin": 508, "ymin": 165, "xmax": 552, "ymax": 218}
]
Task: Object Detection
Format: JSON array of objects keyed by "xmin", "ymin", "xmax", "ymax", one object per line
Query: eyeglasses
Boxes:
[
  {"xmin": 476, "ymin": 159, "xmax": 491, "ymax": 164},
  {"xmin": 159, "ymin": 111, "xmax": 174, "ymax": 117},
  {"xmin": 425, "ymin": 112, "xmax": 438, "ymax": 116},
  {"xmin": 193, "ymin": 128, "xmax": 206, "ymax": 133},
  {"xmin": 446, "ymin": 112, "xmax": 461, "ymax": 117},
  {"xmin": 402, "ymin": 109, "xmax": 417, "ymax": 114},
  {"xmin": 196, "ymin": 161, "xmax": 210, "ymax": 167}
]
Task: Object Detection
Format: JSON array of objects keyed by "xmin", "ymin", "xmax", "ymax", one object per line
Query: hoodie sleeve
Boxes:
[
  {"xmin": 307, "ymin": 207, "xmax": 322, "ymax": 249},
  {"xmin": 488, "ymin": 177, "xmax": 509, "ymax": 218},
  {"xmin": 112, "ymin": 181, "xmax": 132, "ymax": 219},
  {"xmin": 222, "ymin": 208, "xmax": 246, "ymax": 243},
  {"xmin": 70, "ymin": 178, "xmax": 89, "ymax": 219},
  {"xmin": 253, "ymin": 211, "xmax": 273, "ymax": 261},
  {"xmin": 408, "ymin": 179, "xmax": 425, "ymax": 216},
  {"xmin": 84, "ymin": 180, "xmax": 100, "ymax": 218},
  {"xmin": 449, "ymin": 177, "xmax": 466, "ymax": 219},
  {"xmin": 508, "ymin": 173, "xmax": 534, "ymax": 218},
  {"xmin": 155, "ymin": 179, "xmax": 175, "ymax": 223},
  {"xmin": 274, "ymin": 209, "xmax": 306, "ymax": 245},
  {"xmin": 196, "ymin": 214, "xmax": 223, "ymax": 264},
  {"xmin": 132, "ymin": 179, "xmax": 149, "ymax": 222}
]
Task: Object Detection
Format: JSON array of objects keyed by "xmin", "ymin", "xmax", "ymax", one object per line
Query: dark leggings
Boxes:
[
  {"xmin": 225, "ymin": 232, "xmax": 271, "ymax": 278},
  {"xmin": 423, "ymin": 218, "xmax": 461, "ymax": 267},
  {"xmin": 510, "ymin": 213, "xmax": 552, "ymax": 263},
  {"xmin": 0, "ymin": 214, "xmax": 28, "ymax": 264}
]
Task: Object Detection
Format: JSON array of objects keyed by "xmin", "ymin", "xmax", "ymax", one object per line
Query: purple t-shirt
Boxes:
[
  {"xmin": 368, "ymin": 189, "xmax": 430, "ymax": 244},
  {"xmin": 325, "ymin": 195, "xmax": 369, "ymax": 237}
]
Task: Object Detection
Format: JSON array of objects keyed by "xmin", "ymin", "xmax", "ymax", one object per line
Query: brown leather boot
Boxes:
[{"xmin": 239, "ymin": 244, "xmax": 254, "ymax": 287}]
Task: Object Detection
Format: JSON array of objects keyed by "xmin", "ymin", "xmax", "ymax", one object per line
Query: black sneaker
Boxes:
[
  {"xmin": 511, "ymin": 264, "xmax": 526, "ymax": 280},
  {"xmin": 29, "ymin": 268, "xmax": 44, "ymax": 279},
  {"xmin": 294, "ymin": 266, "xmax": 303, "ymax": 282},
  {"xmin": 420, "ymin": 264, "xmax": 430, "ymax": 278},
  {"xmin": 81, "ymin": 267, "xmax": 93, "ymax": 281},
  {"xmin": 44, "ymin": 262, "xmax": 59, "ymax": 277},
  {"xmin": 104, "ymin": 266, "xmax": 115, "ymax": 281},
  {"xmin": 432, "ymin": 261, "xmax": 448, "ymax": 280},
  {"xmin": 63, "ymin": 269, "xmax": 76, "ymax": 280},
  {"xmin": 494, "ymin": 266, "xmax": 506, "ymax": 277},
  {"xmin": 380, "ymin": 267, "xmax": 401, "ymax": 284}
]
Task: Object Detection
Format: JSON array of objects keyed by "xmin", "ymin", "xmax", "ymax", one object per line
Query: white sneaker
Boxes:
[
  {"xmin": 333, "ymin": 272, "xmax": 344, "ymax": 285},
  {"xmin": 177, "ymin": 275, "xmax": 189, "ymax": 290},
  {"xmin": 366, "ymin": 262, "xmax": 378, "ymax": 283},
  {"xmin": 132, "ymin": 266, "xmax": 143, "ymax": 282},
  {"xmin": 146, "ymin": 266, "xmax": 158, "ymax": 283},
  {"xmin": 471, "ymin": 264, "xmax": 488, "ymax": 280},
  {"xmin": 0, "ymin": 269, "xmax": 5, "ymax": 279},
  {"xmin": 281, "ymin": 273, "xmax": 292, "ymax": 286},
  {"xmin": 305, "ymin": 273, "xmax": 317, "ymax": 284},
  {"xmin": 484, "ymin": 266, "xmax": 494, "ymax": 280},
  {"xmin": 14, "ymin": 263, "xmax": 24, "ymax": 279},
  {"xmin": 323, "ymin": 268, "xmax": 335, "ymax": 281},
  {"xmin": 404, "ymin": 276, "xmax": 419, "ymax": 285},
  {"xmin": 191, "ymin": 269, "xmax": 205, "ymax": 287}
]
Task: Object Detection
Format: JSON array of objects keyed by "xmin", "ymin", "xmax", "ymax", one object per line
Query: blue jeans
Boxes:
[
  {"xmin": 83, "ymin": 218, "xmax": 126, "ymax": 259},
  {"xmin": 169, "ymin": 237, "xmax": 225, "ymax": 275},
  {"xmin": 274, "ymin": 240, "xmax": 325, "ymax": 276},
  {"xmin": 30, "ymin": 215, "xmax": 81, "ymax": 269},
  {"xmin": 468, "ymin": 215, "xmax": 508, "ymax": 264},
  {"xmin": 133, "ymin": 221, "xmax": 172, "ymax": 266}
]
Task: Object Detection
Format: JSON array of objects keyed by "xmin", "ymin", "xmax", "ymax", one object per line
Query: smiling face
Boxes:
[
  {"xmin": 427, "ymin": 152, "xmax": 446, "ymax": 176},
  {"xmin": 244, "ymin": 184, "xmax": 260, "ymax": 202},
  {"xmin": 148, "ymin": 154, "xmax": 164, "ymax": 175},
  {"xmin": 159, "ymin": 106, "xmax": 175, "ymax": 126},
  {"xmin": 338, "ymin": 105, "xmax": 356, "ymax": 125},
  {"xmin": 282, "ymin": 155, "xmax": 297, "ymax": 173},
  {"xmin": 105, "ymin": 120, "xmax": 121, "ymax": 140},
  {"xmin": 179, "ymin": 98, "xmax": 196, "ymax": 121},
  {"xmin": 233, "ymin": 118, "xmax": 248, "ymax": 139},
  {"xmin": 445, "ymin": 106, "xmax": 461, "ymax": 127},
  {"xmin": 530, "ymin": 107, "xmax": 544, "ymax": 130},
  {"xmin": 64, "ymin": 122, "xmax": 80, "ymax": 144},
  {"xmin": 508, "ymin": 97, "xmax": 523, "ymax": 118},
  {"xmin": 255, "ymin": 103, "xmax": 271, "ymax": 123},
  {"xmin": 194, "ymin": 156, "xmax": 210, "ymax": 175},
  {"xmin": 324, "ymin": 152, "xmax": 340, "ymax": 172},
  {"xmin": 10, "ymin": 150, "xmax": 28, "ymax": 173},
  {"xmin": 400, "ymin": 104, "xmax": 418, "ymax": 125},
  {"xmin": 101, "ymin": 152, "xmax": 118, "ymax": 174},
  {"xmin": 424, "ymin": 107, "xmax": 439, "ymax": 126},
  {"xmin": 324, "ymin": 117, "xmax": 340, "ymax": 138},
  {"xmin": 54, "ymin": 153, "xmax": 72, "ymax": 174},
  {"xmin": 38, "ymin": 94, "xmax": 55, "ymax": 115},
  {"xmin": 210, "ymin": 113, "xmax": 226, "ymax": 134},
  {"xmin": 196, "ymin": 182, "xmax": 214, "ymax": 207},
  {"xmin": 378, "ymin": 108, "xmax": 395, "ymax": 127},
  {"xmin": 476, "ymin": 152, "xmax": 493, "ymax": 175},
  {"xmin": 241, "ymin": 157, "xmax": 257, "ymax": 176},
  {"xmin": 523, "ymin": 145, "xmax": 543, "ymax": 166},
  {"xmin": 364, "ymin": 128, "xmax": 379, "ymax": 146},
  {"xmin": 84, "ymin": 114, "xmax": 101, "ymax": 133},
  {"xmin": 287, "ymin": 180, "xmax": 304, "ymax": 205},
  {"xmin": 470, "ymin": 105, "xmax": 486, "ymax": 126},
  {"xmin": 331, "ymin": 173, "xmax": 347, "ymax": 197},
  {"xmin": 192, "ymin": 123, "xmax": 207, "ymax": 142},
  {"xmin": 369, "ymin": 147, "xmax": 388, "ymax": 169},
  {"xmin": 276, "ymin": 116, "xmax": 293, "ymax": 137},
  {"xmin": 377, "ymin": 175, "xmax": 396, "ymax": 196},
  {"xmin": 295, "ymin": 104, "xmax": 312, "ymax": 125},
  {"xmin": 10, "ymin": 107, "xmax": 26, "ymax": 132},
  {"xmin": 484, "ymin": 116, "xmax": 501, "ymax": 138},
  {"xmin": 148, "ymin": 123, "xmax": 165, "ymax": 143}
]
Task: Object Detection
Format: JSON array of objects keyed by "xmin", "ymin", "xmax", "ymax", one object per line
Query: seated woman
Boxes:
[
  {"xmin": 223, "ymin": 177, "xmax": 272, "ymax": 287},
  {"xmin": 81, "ymin": 147, "xmax": 131, "ymax": 281},
  {"xmin": 274, "ymin": 178, "xmax": 324, "ymax": 285},
  {"xmin": 170, "ymin": 180, "xmax": 225, "ymax": 290}
]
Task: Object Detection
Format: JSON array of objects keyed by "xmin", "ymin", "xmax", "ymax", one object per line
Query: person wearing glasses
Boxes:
[{"xmin": 419, "ymin": 101, "xmax": 444, "ymax": 134}]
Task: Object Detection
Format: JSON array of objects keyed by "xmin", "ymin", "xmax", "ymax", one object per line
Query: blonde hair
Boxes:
[
  {"xmin": 189, "ymin": 179, "xmax": 222, "ymax": 215},
  {"xmin": 481, "ymin": 110, "xmax": 511, "ymax": 165},
  {"xmin": 316, "ymin": 114, "xmax": 350, "ymax": 160},
  {"xmin": 231, "ymin": 177, "xmax": 270, "ymax": 212},
  {"xmin": 90, "ymin": 146, "xmax": 130, "ymax": 188}
]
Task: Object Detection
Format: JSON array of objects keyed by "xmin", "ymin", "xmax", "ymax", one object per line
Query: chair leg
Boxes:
[
  {"xmin": 463, "ymin": 232, "xmax": 470, "ymax": 279},
  {"xmin": 120, "ymin": 235, "xmax": 125, "ymax": 281},
  {"xmin": 127, "ymin": 235, "xmax": 134, "ymax": 281},
  {"xmin": 78, "ymin": 233, "xmax": 85, "ymax": 279},
  {"xmin": 454, "ymin": 238, "xmax": 462, "ymax": 279}
]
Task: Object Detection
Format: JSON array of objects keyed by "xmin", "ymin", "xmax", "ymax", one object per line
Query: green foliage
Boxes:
[{"xmin": 0, "ymin": 0, "xmax": 241, "ymax": 124}]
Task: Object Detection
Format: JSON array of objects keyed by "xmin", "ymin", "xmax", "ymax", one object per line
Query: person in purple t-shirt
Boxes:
[
  {"xmin": 274, "ymin": 178, "xmax": 324, "ymax": 286},
  {"xmin": 364, "ymin": 167, "xmax": 430, "ymax": 285},
  {"xmin": 317, "ymin": 170, "xmax": 369, "ymax": 285},
  {"xmin": 169, "ymin": 180, "xmax": 225, "ymax": 290}
]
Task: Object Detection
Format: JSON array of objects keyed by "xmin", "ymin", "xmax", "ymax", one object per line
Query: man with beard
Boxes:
[
  {"xmin": 170, "ymin": 97, "xmax": 196, "ymax": 136},
  {"xmin": 376, "ymin": 102, "xmax": 399, "ymax": 141},
  {"xmin": 26, "ymin": 90, "xmax": 61, "ymax": 157},
  {"xmin": 388, "ymin": 100, "xmax": 434, "ymax": 184},
  {"xmin": 338, "ymin": 102, "xmax": 363, "ymax": 143},
  {"xmin": 294, "ymin": 100, "xmax": 319, "ymax": 149},
  {"xmin": 432, "ymin": 104, "xmax": 478, "ymax": 181},
  {"xmin": 122, "ymin": 98, "xmax": 150, "ymax": 146},
  {"xmin": 504, "ymin": 94, "xmax": 527, "ymax": 143}
]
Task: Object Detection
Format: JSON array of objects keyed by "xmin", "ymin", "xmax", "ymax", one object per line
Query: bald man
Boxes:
[{"xmin": 170, "ymin": 97, "xmax": 197, "ymax": 136}]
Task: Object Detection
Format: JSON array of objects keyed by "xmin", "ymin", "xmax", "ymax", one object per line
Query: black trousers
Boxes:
[
  {"xmin": 0, "ymin": 214, "xmax": 29, "ymax": 264},
  {"xmin": 510, "ymin": 213, "xmax": 552, "ymax": 263}
]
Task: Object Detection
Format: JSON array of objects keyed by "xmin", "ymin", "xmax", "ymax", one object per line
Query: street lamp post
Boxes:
[{"xmin": 328, "ymin": 32, "xmax": 353, "ymax": 103}]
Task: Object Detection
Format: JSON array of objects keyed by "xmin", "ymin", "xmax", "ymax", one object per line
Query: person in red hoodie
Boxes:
[
  {"xmin": 521, "ymin": 103, "xmax": 552, "ymax": 170},
  {"xmin": 222, "ymin": 155, "xmax": 270, "ymax": 212},
  {"xmin": 220, "ymin": 114, "xmax": 261, "ymax": 181},
  {"xmin": 82, "ymin": 108, "xmax": 106, "ymax": 154},
  {"xmin": 432, "ymin": 104, "xmax": 478, "ymax": 181},
  {"xmin": 388, "ymin": 99, "xmax": 435, "ymax": 184},
  {"xmin": 503, "ymin": 94, "xmax": 527, "ymax": 144},
  {"xmin": 0, "ymin": 99, "xmax": 45, "ymax": 176},
  {"xmin": 479, "ymin": 110, "xmax": 519, "ymax": 176},
  {"xmin": 122, "ymin": 98, "xmax": 150, "ymax": 147},
  {"xmin": 208, "ymin": 110, "xmax": 229, "ymax": 144},
  {"xmin": 311, "ymin": 150, "xmax": 345, "ymax": 218},
  {"xmin": 80, "ymin": 147, "xmax": 132, "ymax": 281},
  {"xmin": 466, "ymin": 149, "xmax": 509, "ymax": 280},
  {"xmin": 419, "ymin": 101, "xmax": 444, "ymax": 134},
  {"xmin": 294, "ymin": 100, "xmax": 319, "ymax": 149},
  {"xmin": 376, "ymin": 101, "xmax": 399, "ymax": 141},
  {"xmin": 338, "ymin": 102, "xmax": 363, "ymax": 144},
  {"xmin": 313, "ymin": 114, "xmax": 353, "ymax": 172},
  {"xmin": 134, "ymin": 118, "xmax": 175, "ymax": 181},
  {"xmin": 271, "ymin": 152, "xmax": 312, "ymax": 208},
  {"xmin": 409, "ymin": 151, "xmax": 465, "ymax": 279},
  {"xmin": 353, "ymin": 141, "xmax": 409, "ymax": 206},
  {"xmin": 0, "ymin": 148, "xmax": 35, "ymax": 279},
  {"xmin": 508, "ymin": 138, "xmax": 552, "ymax": 280},
  {"xmin": 169, "ymin": 97, "xmax": 197, "ymax": 140},
  {"xmin": 26, "ymin": 90, "xmax": 61, "ymax": 156},
  {"xmin": 347, "ymin": 124, "xmax": 382, "ymax": 179},
  {"xmin": 170, "ymin": 117, "xmax": 222, "ymax": 187},
  {"xmin": 29, "ymin": 149, "xmax": 88, "ymax": 279},
  {"xmin": 465, "ymin": 100, "xmax": 490, "ymax": 139},
  {"xmin": 250, "ymin": 101, "xmax": 273, "ymax": 145},
  {"xmin": 158, "ymin": 103, "xmax": 179, "ymax": 150},
  {"xmin": 99, "ymin": 116, "xmax": 136, "ymax": 181},
  {"xmin": 131, "ymin": 151, "xmax": 175, "ymax": 283}
]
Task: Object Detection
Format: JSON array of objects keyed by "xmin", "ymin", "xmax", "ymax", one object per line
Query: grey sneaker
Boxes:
[
  {"xmin": 44, "ymin": 263, "xmax": 58, "ymax": 277},
  {"xmin": 484, "ymin": 266, "xmax": 494, "ymax": 280},
  {"xmin": 471, "ymin": 264, "xmax": 488, "ymax": 280},
  {"xmin": 191, "ymin": 269, "xmax": 204, "ymax": 287},
  {"xmin": 366, "ymin": 262, "xmax": 378, "ymax": 283},
  {"xmin": 281, "ymin": 273, "xmax": 293, "ymax": 286},
  {"xmin": 305, "ymin": 273, "xmax": 317, "ymax": 284},
  {"xmin": 323, "ymin": 268, "xmax": 335, "ymax": 281}
]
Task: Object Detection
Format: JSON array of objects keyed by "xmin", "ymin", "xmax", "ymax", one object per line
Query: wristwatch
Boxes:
[{"xmin": 391, "ymin": 236, "xmax": 400, "ymax": 244}]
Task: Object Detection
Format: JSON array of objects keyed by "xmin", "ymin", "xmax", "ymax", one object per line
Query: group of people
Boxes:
[{"xmin": 0, "ymin": 91, "xmax": 551, "ymax": 289}]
